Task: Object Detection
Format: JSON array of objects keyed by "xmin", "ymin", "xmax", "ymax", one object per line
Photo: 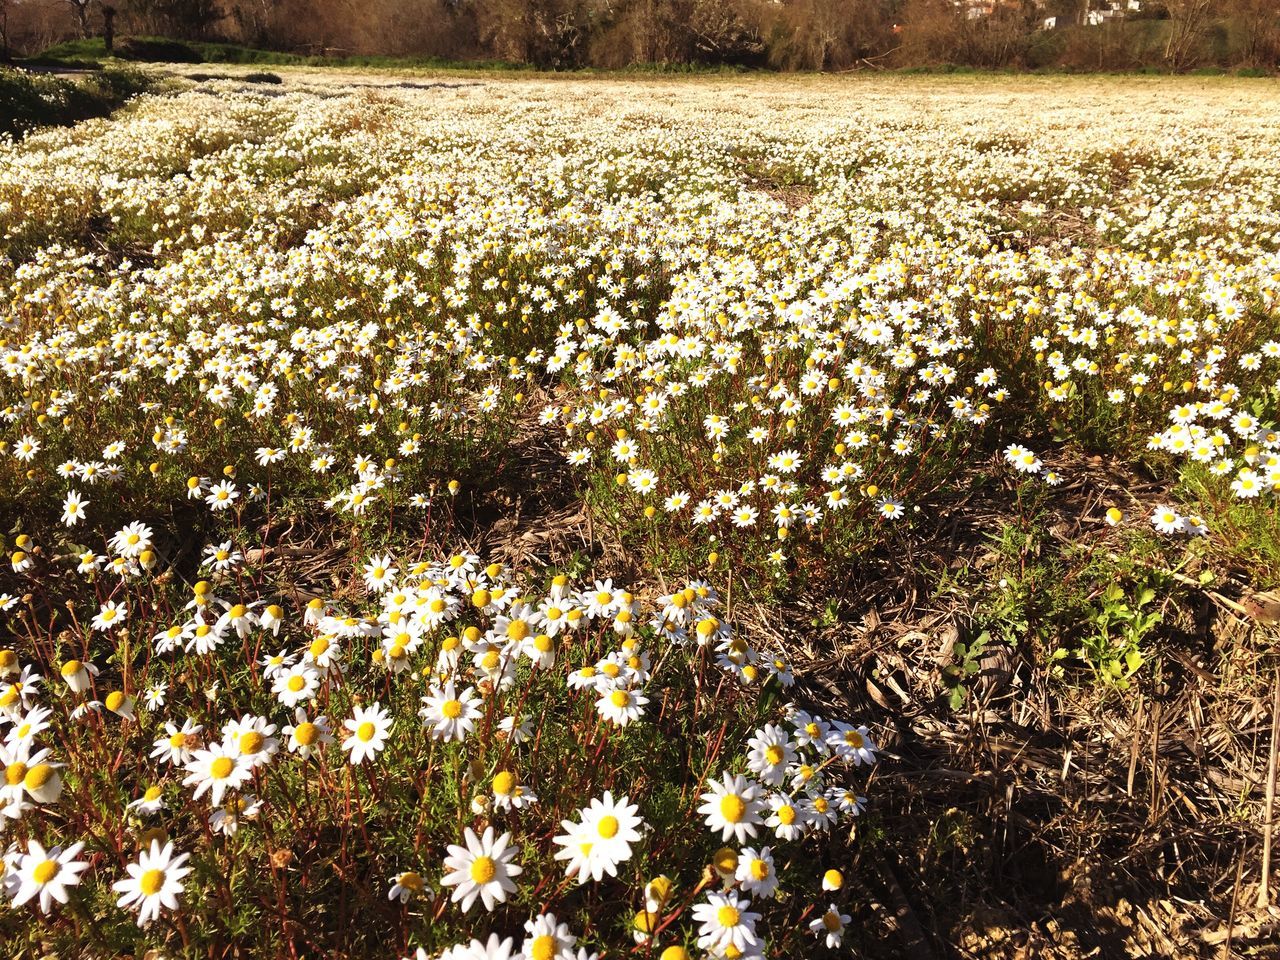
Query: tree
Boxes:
[
  {"xmin": 1227, "ymin": 0, "xmax": 1280, "ymax": 67},
  {"xmin": 1162, "ymin": 0, "xmax": 1212, "ymax": 69},
  {"xmin": 63, "ymin": 0, "xmax": 93, "ymax": 37}
]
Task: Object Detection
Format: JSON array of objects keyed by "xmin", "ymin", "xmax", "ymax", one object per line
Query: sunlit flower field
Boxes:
[{"xmin": 1, "ymin": 72, "xmax": 1279, "ymax": 958}]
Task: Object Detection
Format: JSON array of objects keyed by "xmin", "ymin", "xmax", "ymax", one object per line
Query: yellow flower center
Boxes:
[
  {"xmin": 481, "ymin": 649, "xmax": 501, "ymax": 670},
  {"xmin": 765, "ymin": 744, "xmax": 784, "ymax": 764},
  {"xmin": 720, "ymin": 795, "xmax": 746, "ymax": 823},
  {"xmin": 529, "ymin": 935, "xmax": 557, "ymax": 960},
  {"xmin": 32, "ymin": 860, "xmax": 60, "ymax": 885},
  {"xmin": 210, "ymin": 757, "xmax": 235, "ymax": 779},
  {"xmin": 5, "ymin": 761, "xmax": 27, "ymax": 785},
  {"xmin": 492, "ymin": 771, "xmax": 516, "ymax": 796},
  {"xmin": 750, "ymin": 859, "xmax": 770, "ymax": 880},
  {"xmin": 61, "ymin": 660, "xmax": 83, "ymax": 677},
  {"xmin": 139, "ymin": 869, "xmax": 166, "ymax": 896},
  {"xmin": 144, "ymin": 785, "xmax": 163, "ymax": 801},
  {"xmin": 777, "ymin": 804, "xmax": 796, "ymax": 825},
  {"xmin": 240, "ymin": 732, "xmax": 265, "ymax": 754},
  {"xmin": 105, "ymin": 691, "xmax": 126, "ymax": 711},
  {"xmin": 169, "ymin": 732, "xmax": 187, "ymax": 748},
  {"xmin": 597, "ymin": 815, "xmax": 620, "ymax": 839},
  {"xmin": 294, "ymin": 722, "xmax": 318, "ymax": 746},
  {"xmin": 397, "ymin": 871, "xmax": 424, "ymax": 892},
  {"xmin": 823, "ymin": 911, "xmax": 842, "ymax": 932},
  {"xmin": 309, "ymin": 637, "xmax": 330, "ymax": 658},
  {"xmin": 356, "ymin": 721, "xmax": 376, "ymax": 741},
  {"xmin": 288, "ymin": 675, "xmax": 306, "ymax": 692},
  {"xmin": 469, "ymin": 856, "xmax": 496, "ymax": 884},
  {"xmin": 24, "ymin": 764, "xmax": 53, "ymax": 788},
  {"xmin": 441, "ymin": 699, "xmax": 463, "ymax": 719},
  {"xmin": 506, "ymin": 619, "xmax": 530, "ymax": 641},
  {"xmin": 717, "ymin": 906, "xmax": 741, "ymax": 928},
  {"xmin": 610, "ymin": 690, "xmax": 630, "ymax": 708}
]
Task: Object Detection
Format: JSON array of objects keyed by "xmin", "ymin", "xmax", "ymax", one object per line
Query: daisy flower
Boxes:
[
  {"xmin": 440, "ymin": 826, "xmax": 522, "ymax": 912},
  {"xmin": 112, "ymin": 840, "xmax": 191, "ymax": 926},
  {"xmin": 692, "ymin": 890, "xmax": 761, "ymax": 954},
  {"xmin": 6, "ymin": 840, "xmax": 88, "ymax": 914},
  {"xmin": 183, "ymin": 744, "xmax": 252, "ymax": 805},
  {"xmin": 60, "ymin": 491, "xmax": 87, "ymax": 527},
  {"xmin": 698, "ymin": 772, "xmax": 764, "ymax": 843},
  {"xmin": 553, "ymin": 791, "xmax": 644, "ymax": 884},
  {"xmin": 745, "ymin": 724, "xmax": 796, "ymax": 786},
  {"xmin": 90, "ymin": 600, "xmax": 127, "ymax": 632},
  {"xmin": 809, "ymin": 904, "xmax": 851, "ymax": 948},
  {"xmin": 420, "ymin": 682, "xmax": 483, "ymax": 742},
  {"xmin": 388, "ymin": 870, "xmax": 430, "ymax": 903},
  {"xmin": 1150, "ymin": 504, "xmax": 1184, "ymax": 535},
  {"xmin": 341, "ymin": 702, "xmax": 393, "ymax": 764},
  {"xmin": 595, "ymin": 687, "xmax": 648, "ymax": 727},
  {"xmin": 522, "ymin": 912, "xmax": 577, "ymax": 960},
  {"xmin": 283, "ymin": 708, "xmax": 333, "ymax": 759}
]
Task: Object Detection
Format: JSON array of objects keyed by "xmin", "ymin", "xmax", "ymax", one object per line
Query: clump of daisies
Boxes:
[{"xmin": 0, "ymin": 547, "xmax": 875, "ymax": 956}]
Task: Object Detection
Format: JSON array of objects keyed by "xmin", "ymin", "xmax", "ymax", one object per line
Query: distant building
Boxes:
[{"xmin": 1084, "ymin": 1, "xmax": 1139, "ymax": 26}]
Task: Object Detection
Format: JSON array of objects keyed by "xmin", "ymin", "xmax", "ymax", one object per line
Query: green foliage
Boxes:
[
  {"xmin": 941, "ymin": 630, "xmax": 991, "ymax": 710},
  {"xmin": 0, "ymin": 67, "xmax": 152, "ymax": 139},
  {"xmin": 1063, "ymin": 580, "xmax": 1163, "ymax": 689}
]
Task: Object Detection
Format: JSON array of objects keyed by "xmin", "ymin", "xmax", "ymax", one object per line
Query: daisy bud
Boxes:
[
  {"xmin": 60, "ymin": 659, "xmax": 96, "ymax": 694},
  {"xmin": 645, "ymin": 875, "xmax": 674, "ymax": 912},
  {"xmin": 712, "ymin": 847, "xmax": 738, "ymax": 882},
  {"xmin": 261, "ymin": 604, "xmax": 284, "ymax": 635},
  {"xmin": 105, "ymin": 690, "xmax": 135, "ymax": 720},
  {"xmin": 822, "ymin": 868, "xmax": 844, "ymax": 891},
  {"xmin": 633, "ymin": 911, "xmax": 659, "ymax": 943},
  {"xmin": 137, "ymin": 827, "xmax": 168, "ymax": 851}
]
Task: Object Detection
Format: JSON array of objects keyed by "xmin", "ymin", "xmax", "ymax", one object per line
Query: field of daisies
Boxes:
[{"xmin": 1, "ymin": 71, "xmax": 1279, "ymax": 959}]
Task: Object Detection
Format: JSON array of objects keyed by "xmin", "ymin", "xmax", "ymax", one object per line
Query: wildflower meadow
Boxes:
[{"xmin": 1, "ymin": 72, "xmax": 1279, "ymax": 959}]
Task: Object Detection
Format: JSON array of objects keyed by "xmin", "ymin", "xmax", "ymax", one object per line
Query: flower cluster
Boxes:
[{"xmin": 1, "ymin": 545, "xmax": 872, "ymax": 955}]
